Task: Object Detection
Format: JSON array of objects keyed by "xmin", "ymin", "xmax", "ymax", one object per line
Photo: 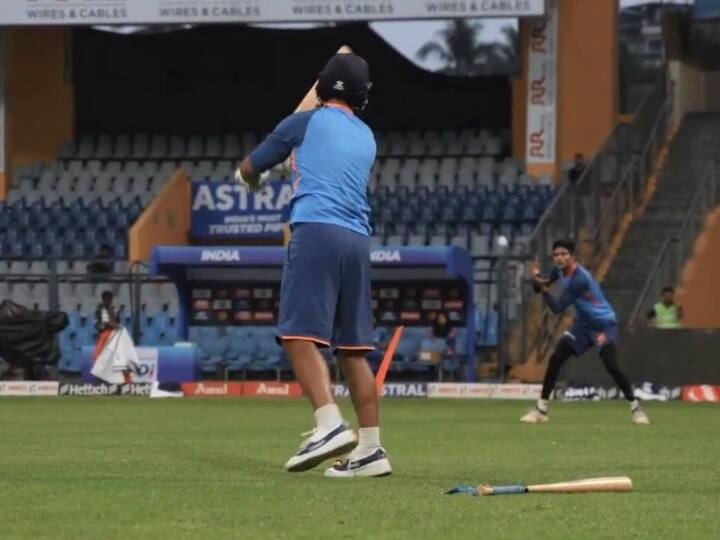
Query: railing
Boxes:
[
  {"xmin": 508, "ymin": 79, "xmax": 673, "ymax": 370},
  {"xmin": 628, "ymin": 160, "xmax": 720, "ymax": 326}
]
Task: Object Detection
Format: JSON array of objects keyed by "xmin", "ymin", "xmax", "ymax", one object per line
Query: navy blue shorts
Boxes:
[
  {"xmin": 563, "ymin": 323, "xmax": 619, "ymax": 356},
  {"xmin": 277, "ymin": 223, "xmax": 374, "ymax": 352}
]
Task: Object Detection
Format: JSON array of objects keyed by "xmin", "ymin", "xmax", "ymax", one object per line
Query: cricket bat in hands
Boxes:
[{"xmin": 447, "ymin": 476, "xmax": 633, "ymax": 496}]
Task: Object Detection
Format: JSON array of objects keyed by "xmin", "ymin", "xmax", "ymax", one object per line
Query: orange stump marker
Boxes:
[{"xmin": 374, "ymin": 326, "xmax": 405, "ymax": 397}]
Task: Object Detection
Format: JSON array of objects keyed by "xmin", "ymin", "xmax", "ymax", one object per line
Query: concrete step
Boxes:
[{"xmin": 593, "ymin": 114, "xmax": 717, "ymax": 324}]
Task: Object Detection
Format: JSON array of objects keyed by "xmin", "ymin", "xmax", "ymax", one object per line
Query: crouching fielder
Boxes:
[{"xmin": 522, "ymin": 239, "xmax": 650, "ymax": 425}]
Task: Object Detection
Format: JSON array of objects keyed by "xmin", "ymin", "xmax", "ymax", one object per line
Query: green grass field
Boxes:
[{"xmin": 1, "ymin": 398, "xmax": 719, "ymax": 539}]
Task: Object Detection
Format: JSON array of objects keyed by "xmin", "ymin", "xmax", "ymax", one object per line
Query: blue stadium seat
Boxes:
[
  {"xmin": 36, "ymin": 212, "xmax": 51, "ymax": 228},
  {"xmin": 67, "ymin": 312, "xmax": 83, "ymax": 335},
  {"xmin": 28, "ymin": 242, "xmax": 45, "ymax": 257},
  {"xmin": 56, "ymin": 212, "xmax": 72, "ymax": 229},
  {"xmin": 160, "ymin": 318, "xmax": 178, "ymax": 345},
  {"xmin": 68, "ymin": 243, "xmax": 86, "ymax": 259},
  {"xmin": 63, "ymin": 229, "xmax": 77, "ymax": 244},
  {"xmin": 460, "ymin": 206, "xmax": 477, "ymax": 223},
  {"xmin": 44, "ymin": 229, "xmax": 61, "ymax": 245},
  {"xmin": 481, "ymin": 206, "xmax": 499, "ymax": 223},
  {"xmin": 115, "ymin": 243, "xmax": 127, "ymax": 259},
  {"xmin": 521, "ymin": 205, "xmax": 539, "ymax": 222},
  {"xmin": 84, "ymin": 229, "xmax": 97, "ymax": 245},
  {"xmin": 249, "ymin": 329, "xmax": 283, "ymax": 373},
  {"xmin": 69, "ymin": 199, "xmax": 85, "ymax": 213},
  {"xmin": 17, "ymin": 212, "xmax": 31, "ymax": 228},
  {"xmin": 8, "ymin": 242, "xmax": 24, "ymax": 257},
  {"xmin": 399, "ymin": 207, "xmax": 415, "ymax": 223},
  {"xmin": 141, "ymin": 325, "xmax": 160, "ymax": 346},
  {"xmin": 392, "ymin": 328, "xmax": 423, "ymax": 370},
  {"xmin": 153, "ymin": 311, "xmax": 169, "ymax": 334},
  {"xmin": 440, "ymin": 207, "xmax": 458, "ymax": 222},
  {"xmin": 47, "ymin": 242, "xmax": 64, "ymax": 258},
  {"xmin": 501, "ymin": 205, "xmax": 519, "ymax": 222},
  {"xmin": 5, "ymin": 228, "xmax": 20, "ymax": 244},
  {"xmin": 62, "ymin": 348, "xmax": 84, "ymax": 374},
  {"xmin": 103, "ymin": 229, "xmax": 116, "ymax": 245},
  {"xmin": 116, "ymin": 213, "xmax": 130, "ymax": 228},
  {"xmin": 81, "ymin": 321, "xmax": 97, "ymax": 347},
  {"xmin": 227, "ymin": 334, "xmax": 256, "ymax": 372},
  {"xmin": 378, "ymin": 207, "xmax": 394, "ymax": 223},
  {"xmin": 197, "ymin": 333, "xmax": 229, "ymax": 374},
  {"xmin": 419, "ymin": 206, "xmax": 435, "ymax": 223}
]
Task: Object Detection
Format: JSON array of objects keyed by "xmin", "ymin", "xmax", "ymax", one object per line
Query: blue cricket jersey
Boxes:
[
  {"xmin": 249, "ymin": 103, "xmax": 376, "ymax": 236},
  {"xmin": 544, "ymin": 264, "xmax": 617, "ymax": 327}
]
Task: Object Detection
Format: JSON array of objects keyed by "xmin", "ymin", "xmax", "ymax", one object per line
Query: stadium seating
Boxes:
[
  {"xmin": 1, "ymin": 129, "xmax": 552, "ymax": 261},
  {"xmin": 184, "ymin": 326, "xmax": 288, "ymax": 379},
  {"xmin": 1, "ymin": 160, "xmax": 154, "ymax": 259},
  {"xmin": 3, "ymin": 129, "xmax": 541, "ymax": 377}
]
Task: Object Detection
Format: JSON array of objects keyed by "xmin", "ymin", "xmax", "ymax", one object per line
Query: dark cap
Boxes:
[{"xmin": 317, "ymin": 52, "xmax": 372, "ymax": 110}]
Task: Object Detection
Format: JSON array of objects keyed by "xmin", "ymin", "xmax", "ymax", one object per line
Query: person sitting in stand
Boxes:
[{"xmin": 420, "ymin": 311, "xmax": 456, "ymax": 366}]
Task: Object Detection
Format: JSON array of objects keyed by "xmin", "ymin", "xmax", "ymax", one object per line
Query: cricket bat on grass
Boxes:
[{"xmin": 446, "ymin": 476, "xmax": 633, "ymax": 496}]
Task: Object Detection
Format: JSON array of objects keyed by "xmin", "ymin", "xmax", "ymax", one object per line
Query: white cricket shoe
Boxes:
[
  {"xmin": 285, "ymin": 424, "xmax": 357, "ymax": 472},
  {"xmin": 520, "ymin": 408, "xmax": 549, "ymax": 424},
  {"xmin": 632, "ymin": 407, "xmax": 650, "ymax": 425},
  {"xmin": 324, "ymin": 448, "xmax": 392, "ymax": 478}
]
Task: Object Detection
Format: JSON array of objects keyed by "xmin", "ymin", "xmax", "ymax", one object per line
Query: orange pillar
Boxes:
[
  {"xmin": 515, "ymin": 0, "xmax": 618, "ymax": 179},
  {"xmin": 677, "ymin": 208, "xmax": 720, "ymax": 328},
  {"xmin": 557, "ymin": 0, "xmax": 618, "ymax": 165},
  {"xmin": 2, "ymin": 28, "xmax": 74, "ymax": 200}
]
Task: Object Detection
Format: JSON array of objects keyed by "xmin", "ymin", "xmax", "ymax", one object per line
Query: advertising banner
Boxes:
[
  {"xmin": 191, "ymin": 181, "xmax": 291, "ymax": 240},
  {"xmin": 57, "ymin": 383, "xmax": 151, "ymax": 396},
  {"xmin": 129, "ymin": 347, "xmax": 159, "ymax": 383},
  {"xmin": 1, "ymin": 1, "xmax": 545, "ymax": 26},
  {"xmin": 242, "ymin": 381, "xmax": 303, "ymax": 397},
  {"xmin": 682, "ymin": 385, "xmax": 720, "ymax": 402},
  {"xmin": 333, "ymin": 382, "xmax": 427, "ymax": 398},
  {"xmin": 525, "ymin": 0, "xmax": 558, "ymax": 166},
  {"xmin": 0, "ymin": 381, "xmax": 59, "ymax": 396},
  {"xmin": 182, "ymin": 382, "xmax": 243, "ymax": 397},
  {"xmin": 427, "ymin": 382, "xmax": 541, "ymax": 400}
]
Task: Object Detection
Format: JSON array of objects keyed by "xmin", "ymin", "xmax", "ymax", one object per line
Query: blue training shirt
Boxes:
[
  {"xmin": 249, "ymin": 104, "xmax": 376, "ymax": 236},
  {"xmin": 544, "ymin": 264, "xmax": 617, "ymax": 327}
]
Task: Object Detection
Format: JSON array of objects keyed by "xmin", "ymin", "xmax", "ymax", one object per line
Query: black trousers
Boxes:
[{"xmin": 540, "ymin": 337, "xmax": 635, "ymax": 401}]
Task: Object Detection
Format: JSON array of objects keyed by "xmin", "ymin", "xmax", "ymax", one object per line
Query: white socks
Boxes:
[
  {"xmin": 353, "ymin": 427, "xmax": 381, "ymax": 458},
  {"xmin": 536, "ymin": 399, "xmax": 549, "ymax": 414},
  {"xmin": 630, "ymin": 399, "xmax": 640, "ymax": 412},
  {"xmin": 313, "ymin": 405, "xmax": 381, "ymax": 458},
  {"xmin": 314, "ymin": 404, "xmax": 343, "ymax": 431}
]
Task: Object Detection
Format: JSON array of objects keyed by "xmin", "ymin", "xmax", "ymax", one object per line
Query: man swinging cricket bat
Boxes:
[{"xmin": 235, "ymin": 49, "xmax": 391, "ymax": 478}]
